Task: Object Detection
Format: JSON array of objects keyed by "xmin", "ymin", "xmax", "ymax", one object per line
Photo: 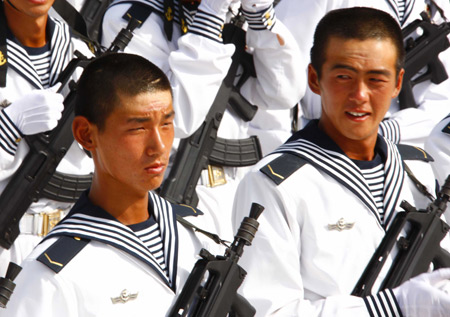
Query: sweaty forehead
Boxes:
[
  {"xmin": 324, "ymin": 37, "xmax": 397, "ymax": 69},
  {"xmin": 106, "ymin": 90, "xmax": 172, "ymax": 121}
]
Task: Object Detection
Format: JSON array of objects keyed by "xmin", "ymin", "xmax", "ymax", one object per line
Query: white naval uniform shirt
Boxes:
[
  {"xmin": 1, "ymin": 190, "xmax": 223, "ymax": 317},
  {"xmin": 232, "ymin": 120, "xmax": 442, "ymax": 316},
  {"xmin": 0, "ymin": 15, "xmax": 94, "ymax": 273}
]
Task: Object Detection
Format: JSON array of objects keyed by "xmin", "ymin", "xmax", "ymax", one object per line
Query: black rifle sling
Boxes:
[
  {"xmin": 176, "ymin": 214, "xmax": 229, "ymax": 247},
  {"xmin": 403, "ymin": 162, "xmax": 435, "ymax": 201}
]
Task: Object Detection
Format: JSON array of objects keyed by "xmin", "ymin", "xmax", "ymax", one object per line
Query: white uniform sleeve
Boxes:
[
  {"xmin": 239, "ymin": 21, "xmax": 305, "ymax": 111},
  {"xmin": 232, "ymin": 169, "xmax": 381, "ymax": 317},
  {"xmin": 101, "ymin": 4, "xmax": 235, "ymax": 139}
]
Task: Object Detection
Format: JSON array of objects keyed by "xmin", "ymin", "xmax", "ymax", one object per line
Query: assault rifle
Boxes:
[
  {"xmin": 168, "ymin": 202, "xmax": 264, "ymax": 317},
  {"xmin": 399, "ymin": 14, "xmax": 450, "ymax": 109},
  {"xmin": 0, "ymin": 17, "xmax": 141, "ymax": 249},
  {"xmin": 160, "ymin": 13, "xmax": 262, "ymax": 207},
  {"xmin": 352, "ymin": 174, "xmax": 450, "ymax": 296}
]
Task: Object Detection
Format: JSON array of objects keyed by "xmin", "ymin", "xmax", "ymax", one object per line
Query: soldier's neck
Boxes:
[{"xmin": 4, "ymin": 4, "xmax": 49, "ymax": 48}]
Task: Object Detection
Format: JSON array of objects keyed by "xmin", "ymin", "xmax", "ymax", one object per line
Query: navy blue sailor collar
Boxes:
[
  {"xmin": 45, "ymin": 190, "xmax": 180, "ymax": 292},
  {"xmin": 276, "ymin": 120, "xmax": 405, "ymax": 228},
  {"xmin": 4, "ymin": 14, "xmax": 73, "ymax": 89}
]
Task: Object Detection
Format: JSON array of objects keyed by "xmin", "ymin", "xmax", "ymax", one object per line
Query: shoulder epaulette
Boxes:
[
  {"xmin": 396, "ymin": 144, "xmax": 434, "ymax": 162},
  {"xmin": 172, "ymin": 203, "xmax": 203, "ymax": 218},
  {"xmin": 122, "ymin": 2, "xmax": 153, "ymax": 27},
  {"xmin": 37, "ymin": 236, "xmax": 90, "ymax": 273},
  {"xmin": 260, "ymin": 153, "xmax": 308, "ymax": 185}
]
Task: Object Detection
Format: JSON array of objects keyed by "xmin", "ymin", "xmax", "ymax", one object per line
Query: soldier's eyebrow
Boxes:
[
  {"xmin": 331, "ymin": 64, "xmax": 392, "ymax": 76},
  {"xmin": 126, "ymin": 110, "xmax": 175, "ymax": 123},
  {"xmin": 165, "ymin": 110, "xmax": 175, "ymax": 119}
]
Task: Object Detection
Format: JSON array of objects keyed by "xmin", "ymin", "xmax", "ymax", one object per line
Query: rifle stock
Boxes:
[{"xmin": 352, "ymin": 174, "xmax": 450, "ymax": 296}]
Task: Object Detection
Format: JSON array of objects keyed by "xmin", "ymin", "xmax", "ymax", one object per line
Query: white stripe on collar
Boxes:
[
  {"xmin": 6, "ymin": 17, "xmax": 73, "ymax": 89},
  {"xmin": 386, "ymin": 0, "xmax": 416, "ymax": 25},
  {"xmin": 47, "ymin": 191, "xmax": 179, "ymax": 290},
  {"xmin": 274, "ymin": 137, "xmax": 405, "ymax": 227}
]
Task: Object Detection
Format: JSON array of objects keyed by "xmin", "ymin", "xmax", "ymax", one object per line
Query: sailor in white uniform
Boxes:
[
  {"xmin": 0, "ymin": 0, "xmax": 94, "ymax": 274},
  {"xmin": 1, "ymin": 52, "xmax": 226, "ymax": 317},
  {"xmin": 277, "ymin": 0, "xmax": 450, "ymax": 148},
  {"xmin": 232, "ymin": 8, "xmax": 450, "ymax": 316}
]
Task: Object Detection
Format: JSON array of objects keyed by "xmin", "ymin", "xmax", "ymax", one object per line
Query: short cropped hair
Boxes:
[
  {"xmin": 75, "ymin": 53, "xmax": 172, "ymax": 131},
  {"xmin": 310, "ymin": 7, "xmax": 405, "ymax": 78}
]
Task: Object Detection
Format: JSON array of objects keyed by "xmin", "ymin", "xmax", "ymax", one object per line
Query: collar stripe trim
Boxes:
[
  {"xmin": 6, "ymin": 17, "xmax": 72, "ymax": 88},
  {"xmin": 47, "ymin": 194, "xmax": 179, "ymax": 290},
  {"xmin": 7, "ymin": 40, "xmax": 42, "ymax": 89},
  {"xmin": 275, "ymin": 137, "xmax": 405, "ymax": 227},
  {"xmin": 149, "ymin": 192, "xmax": 178, "ymax": 289},
  {"xmin": 382, "ymin": 141, "xmax": 405, "ymax": 227},
  {"xmin": 48, "ymin": 19, "xmax": 72, "ymax": 85},
  {"xmin": 48, "ymin": 226, "xmax": 171, "ymax": 284},
  {"xmin": 48, "ymin": 218, "xmax": 172, "ymax": 287},
  {"xmin": 275, "ymin": 139, "xmax": 380, "ymax": 219}
]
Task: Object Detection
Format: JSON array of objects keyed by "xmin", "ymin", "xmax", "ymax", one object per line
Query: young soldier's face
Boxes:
[
  {"xmin": 309, "ymin": 37, "xmax": 403, "ymax": 153},
  {"xmin": 91, "ymin": 90, "xmax": 175, "ymax": 196}
]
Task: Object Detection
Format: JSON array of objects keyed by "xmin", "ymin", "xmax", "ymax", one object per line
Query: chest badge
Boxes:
[
  {"xmin": 111, "ymin": 289, "xmax": 139, "ymax": 304},
  {"xmin": 328, "ymin": 218, "xmax": 355, "ymax": 231}
]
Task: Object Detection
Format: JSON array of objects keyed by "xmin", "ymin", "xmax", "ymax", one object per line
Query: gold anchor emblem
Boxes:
[
  {"xmin": 328, "ymin": 218, "xmax": 355, "ymax": 231},
  {"xmin": 181, "ymin": 18, "xmax": 188, "ymax": 34},
  {"xmin": 0, "ymin": 51, "xmax": 6, "ymax": 66},
  {"xmin": 165, "ymin": 7, "xmax": 173, "ymax": 22}
]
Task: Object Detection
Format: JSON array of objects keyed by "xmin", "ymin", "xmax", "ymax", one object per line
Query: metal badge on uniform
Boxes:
[
  {"xmin": 207, "ymin": 165, "xmax": 227, "ymax": 187},
  {"xmin": 111, "ymin": 289, "xmax": 138, "ymax": 304},
  {"xmin": 328, "ymin": 218, "xmax": 355, "ymax": 231}
]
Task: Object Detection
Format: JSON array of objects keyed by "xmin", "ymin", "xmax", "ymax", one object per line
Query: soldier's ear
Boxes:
[
  {"xmin": 392, "ymin": 68, "xmax": 405, "ymax": 98},
  {"xmin": 72, "ymin": 116, "xmax": 96, "ymax": 152},
  {"xmin": 308, "ymin": 64, "xmax": 321, "ymax": 96}
]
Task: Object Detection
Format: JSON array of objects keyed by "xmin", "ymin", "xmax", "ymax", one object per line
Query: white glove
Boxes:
[
  {"xmin": 197, "ymin": 0, "xmax": 233, "ymax": 20},
  {"xmin": 393, "ymin": 268, "xmax": 450, "ymax": 317},
  {"xmin": 241, "ymin": 0, "xmax": 273, "ymax": 12},
  {"xmin": 3, "ymin": 84, "xmax": 64, "ymax": 135}
]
